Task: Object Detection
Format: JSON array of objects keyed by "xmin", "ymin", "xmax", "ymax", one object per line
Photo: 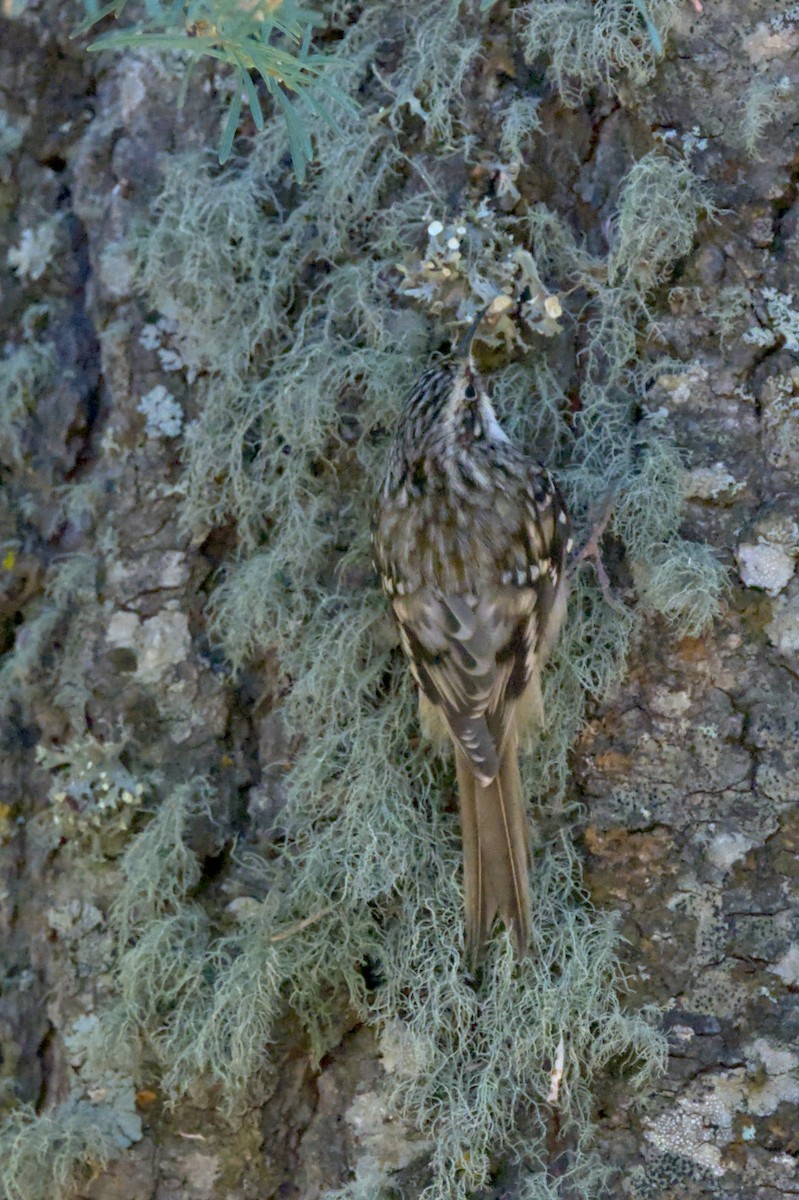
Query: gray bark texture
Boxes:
[{"xmin": 0, "ymin": 2, "xmax": 798, "ymax": 1199}]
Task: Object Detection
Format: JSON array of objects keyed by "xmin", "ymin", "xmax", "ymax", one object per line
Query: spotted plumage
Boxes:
[{"xmin": 373, "ymin": 359, "xmax": 570, "ymax": 961}]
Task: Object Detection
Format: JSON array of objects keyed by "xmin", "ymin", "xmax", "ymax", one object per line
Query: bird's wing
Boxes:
[
  {"xmin": 392, "ymin": 587, "xmax": 538, "ymax": 785},
  {"xmin": 384, "ymin": 470, "xmax": 570, "ymax": 784},
  {"xmin": 518, "ymin": 470, "xmax": 571, "ymax": 662}
]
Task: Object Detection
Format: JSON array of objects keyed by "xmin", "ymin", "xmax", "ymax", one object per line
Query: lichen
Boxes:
[
  {"xmin": 0, "ymin": 109, "xmax": 24, "ymax": 181},
  {"xmin": 92, "ymin": 132, "xmax": 722, "ymax": 1200},
  {"xmin": 744, "ymin": 287, "xmax": 799, "ymax": 353},
  {"xmin": 137, "ymin": 384, "xmax": 184, "ymax": 439},
  {"xmin": 0, "ymin": 554, "xmax": 98, "ymax": 724},
  {"xmin": 0, "ymin": 1097, "xmax": 129, "ymax": 1200},
  {"xmin": 34, "ymin": 735, "xmax": 146, "ymax": 849},
  {"xmin": 498, "ymin": 95, "xmax": 543, "ymax": 161},
  {"xmin": 4, "ymin": 3, "xmax": 732, "ymax": 1195},
  {"xmin": 371, "ymin": 837, "xmax": 665, "ymax": 1198},
  {"xmin": 0, "ymin": 341, "xmax": 54, "ymax": 468},
  {"xmin": 517, "ymin": 0, "xmax": 684, "ymax": 105},
  {"xmin": 6, "ymin": 217, "xmax": 60, "ymax": 282},
  {"xmin": 738, "ymin": 73, "xmax": 792, "ymax": 157}
]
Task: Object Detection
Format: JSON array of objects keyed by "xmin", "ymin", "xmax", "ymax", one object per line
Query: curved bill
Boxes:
[{"xmin": 454, "ymin": 304, "xmax": 491, "ymax": 359}]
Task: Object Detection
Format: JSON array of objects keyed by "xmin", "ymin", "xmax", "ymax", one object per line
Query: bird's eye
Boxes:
[{"xmin": 464, "ymin": 384, "xmax": 476, "ymax": 400}]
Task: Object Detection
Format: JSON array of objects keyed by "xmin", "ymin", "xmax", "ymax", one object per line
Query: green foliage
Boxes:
[
  {"xmin": 518, "ymin": 0, "xmax": 683, "ymax": 103},
  {"xmin": 74, "ymin": 0, "xmax": 355, "ymax": 175},
  {"xmin": 129, "ymin": 5, "xmax": 465, "ymax": 549}
]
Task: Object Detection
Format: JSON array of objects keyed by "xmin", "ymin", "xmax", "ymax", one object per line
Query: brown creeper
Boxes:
[{"xmin": 373, "ymin": 359, "xmax": 571, "ymax": 961}]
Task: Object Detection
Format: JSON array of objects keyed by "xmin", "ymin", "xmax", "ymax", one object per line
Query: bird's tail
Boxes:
[{"xmin": 455, "ymin": 740, "xmax": 531, "ymax": 963}]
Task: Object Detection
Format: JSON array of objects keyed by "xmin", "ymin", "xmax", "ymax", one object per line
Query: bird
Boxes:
[{"xmin": 373, "ymin": 335, "xmax": 571, "ymax": 963}]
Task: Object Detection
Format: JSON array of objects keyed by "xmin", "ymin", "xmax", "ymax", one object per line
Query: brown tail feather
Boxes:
[{"xmin": 455, "ymin": 743, "xmax": 531, "ymax": 962}]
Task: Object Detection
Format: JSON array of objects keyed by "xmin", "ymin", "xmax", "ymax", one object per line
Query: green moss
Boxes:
[
  {"xmin": 529, "ymin": 575, "xmax": 637, "ymax": 803},
  {"xmin": 527, "ymin": 153, "xmax": 713, "ymax": 473},
  {"xmin": 103, "ymin": 773, "xmax": 380, "ymax": 1103}
]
